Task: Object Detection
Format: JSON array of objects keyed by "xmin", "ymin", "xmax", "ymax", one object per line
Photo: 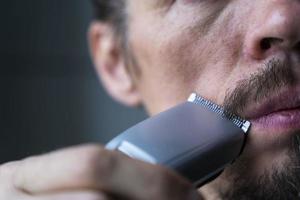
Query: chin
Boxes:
[{"xmin": 209, "ymin": 131, "xmax": 300, "ymax": 200}]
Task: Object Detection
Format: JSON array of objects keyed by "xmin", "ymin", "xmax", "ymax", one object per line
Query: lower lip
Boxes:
[{"xmin": 250, "ymin": 108, "xmax": 300, "ymax": 132}]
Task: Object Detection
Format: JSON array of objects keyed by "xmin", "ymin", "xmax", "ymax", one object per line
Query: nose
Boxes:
[{"xmin": 244, "ymin": 1, "xmax": 300, "ymax": 60}]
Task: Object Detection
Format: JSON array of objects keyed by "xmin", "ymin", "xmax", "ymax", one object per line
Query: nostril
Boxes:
[
  {"xmin": 260, "ymin": 37, "xmax": 283, "ymax": 51},
  {"xmin": 260, "ymin": 38, "xmax": 271, "ymax": 50},
  {"xmin": 296, "ymin": 42, "xmax": 300, "ymax": 52}
]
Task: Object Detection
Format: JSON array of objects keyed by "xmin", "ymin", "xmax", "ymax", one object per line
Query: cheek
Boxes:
[
  {"xmin": 129, "ymin": 6, "xmax": 247, "ymax": 114},
  {"xmin": 128, "ymin": 17, "xmax": 197, "ymax": 113},
  {"xmin": 158, "ymin": 24, "xmax": 244, "ymax": 106}
]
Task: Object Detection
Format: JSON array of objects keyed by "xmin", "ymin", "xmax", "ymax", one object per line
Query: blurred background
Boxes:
[{"xmin": 0, "ymin": 0, "xmax": 147, "ymax": 163}]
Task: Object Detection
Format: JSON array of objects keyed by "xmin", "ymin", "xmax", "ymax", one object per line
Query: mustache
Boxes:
[
  {"xmin": 223, "ymin": 59, "xmax": 297, "ymax": 118},
  {"xmin": 220, "ymin": 59, "xmax": 300, "ymax": 199}
]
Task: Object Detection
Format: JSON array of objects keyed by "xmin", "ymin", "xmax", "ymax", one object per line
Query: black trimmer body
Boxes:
[{"xmin": 106, "ymin": 93, "xmax": 251, "ymax": 187}]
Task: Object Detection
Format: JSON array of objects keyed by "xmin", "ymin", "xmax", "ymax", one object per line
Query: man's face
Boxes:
[{"xmin": 124, "ymin": 0, "xmax": 300, "ymax": 199}]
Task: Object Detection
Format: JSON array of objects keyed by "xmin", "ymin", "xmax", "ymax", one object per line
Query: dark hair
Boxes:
[{"xmin": 91, "ymin": 0, "xmax": 126, "ymax": 36}]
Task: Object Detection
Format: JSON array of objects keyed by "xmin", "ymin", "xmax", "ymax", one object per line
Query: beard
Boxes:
[
  {"xmin": 218, "ymin": 59, "xmax": 300, "ymax": 200},
  {"xmin": 219, "ymin": 134, "xmax": 300, "ymax": 200}
]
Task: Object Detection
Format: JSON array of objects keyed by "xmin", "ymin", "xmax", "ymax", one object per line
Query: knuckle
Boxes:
[
  {"xmin": 146, "ymin": 166, "xmax": 192, "ymax": 200},
  {"xmin": 145, "ymin": 167, "xmax": 173, "ymax": 198},
  {"xmin": 77, "ymin": 144, "xmax": 105, "ymax": 165},
  {"xmin": 73, "ymin": 144, "xmax": 117, "ymax": 185},
  {"xmin": 155, "ymin": 167, "xmax": 173, "ymax": 187}
]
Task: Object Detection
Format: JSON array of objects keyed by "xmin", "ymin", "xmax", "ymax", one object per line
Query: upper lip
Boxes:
[{"xmin": 244, "ymin": 87, "xmax": 300, "ymax": 120}]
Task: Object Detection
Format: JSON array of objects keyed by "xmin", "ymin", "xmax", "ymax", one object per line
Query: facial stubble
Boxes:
[{"xmin": 220, "ymin": 59, "xmax": 300, "ymax": 199}]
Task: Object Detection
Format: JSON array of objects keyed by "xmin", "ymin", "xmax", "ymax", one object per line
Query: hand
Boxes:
[{"xmin": 0, "ymin": 144, "xmax": 202, "ymax": 200}]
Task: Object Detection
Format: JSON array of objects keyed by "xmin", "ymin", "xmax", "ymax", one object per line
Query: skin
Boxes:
[{"xmin": 1, "ymin": 0, "xmax": 300, "ymax": 199}]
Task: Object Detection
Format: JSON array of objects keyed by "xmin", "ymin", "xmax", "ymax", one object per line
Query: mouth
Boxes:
[{"xmin": 245, "ymin": 87, "xmax": 300, "ymax": 132}]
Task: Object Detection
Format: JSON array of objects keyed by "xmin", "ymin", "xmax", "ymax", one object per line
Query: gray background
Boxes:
[{"xmin": 0, "ymin": 0, "xmax": 147, "ymax": 163}]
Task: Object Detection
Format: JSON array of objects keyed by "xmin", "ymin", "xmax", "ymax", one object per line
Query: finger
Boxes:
[
  {"xmin": 13, "ymin": 144, "xmax": 201, "ymax": 200},
  {"xmin": 13, "ymin": 144, "xmax": 109, "ymax": 193},
  {"xmin": 29, "ymin": 191, "xmax": 110, "ymax": 200},
  {"xmin": 0, "ymin": 161, "xmax": 111, "ymax": 200}
]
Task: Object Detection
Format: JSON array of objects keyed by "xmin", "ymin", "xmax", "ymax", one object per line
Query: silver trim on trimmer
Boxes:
[{"xmin": 188, "ymin": 93, "xmax": 251, "ymax": 133}]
